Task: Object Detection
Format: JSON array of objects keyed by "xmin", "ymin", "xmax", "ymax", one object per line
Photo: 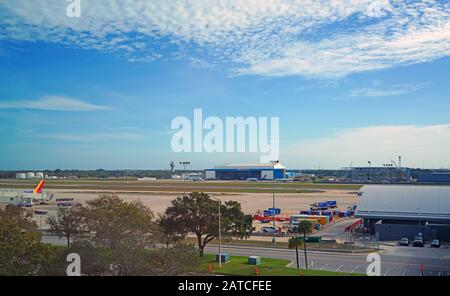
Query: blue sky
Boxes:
[{"xmin": 1, "ymin": 1, "xmax": 450, "ymax": 170}]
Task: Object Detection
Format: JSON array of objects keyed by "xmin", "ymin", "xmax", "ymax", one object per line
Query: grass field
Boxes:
[{"xmin": 198, "ymin": 254, "xmax": 362, "ymax": 276}]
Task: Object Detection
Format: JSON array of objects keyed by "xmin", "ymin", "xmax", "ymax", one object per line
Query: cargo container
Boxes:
[
  {"xmin": 248, "ymin": 256, "xmax": 261, "ymax": 265},
  {"xmin": 311, "ymin": 202, "xmax": 328, "ymax": 210},
  {"xmin": 216, "ymin": 253, "xmax": 230, "ymax": 263},
  {"xmin": 268, "ymin": 208, "xmax": 281, "ymax": 215},
  {"xmin": 263, "ymin": 210, "xmax": 274, "ymax": 216},
  {"xmin": 326, "ymin": 200, "xmax": 337, "ymax": 208}
]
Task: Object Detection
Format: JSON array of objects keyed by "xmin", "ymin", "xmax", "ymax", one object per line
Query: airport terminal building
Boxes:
[
  {"xmin": 355, "ymin": 185, "xmax": 450, "ymax": 241},
  {"xmin": 205, "ymin": 163, "xmax": 286, "ymax": 180}
]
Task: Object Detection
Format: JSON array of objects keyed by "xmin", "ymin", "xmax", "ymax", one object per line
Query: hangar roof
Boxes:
[
  {"xmin": 211, "ymin": 163, "xmax": 286, "ymax": 170},
  {"xmin": 355, "ymin": 185, "xmax": 450, "ymax": 221}
]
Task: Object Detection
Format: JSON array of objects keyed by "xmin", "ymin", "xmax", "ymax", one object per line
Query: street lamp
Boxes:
[
  {"xmin": 179, "ymin": 161, "xmax": 190, "ymax": 195},
  {"xmin": 270, "ymin": 160, "xmax": 279, "ymax": 245},
  {"xmin": 368, "ymin": 161, "xmax": 372, "ymax": 183},
  {"xmin": 210, "ymin": 195, "xmax": 222, "ymax": 269}
]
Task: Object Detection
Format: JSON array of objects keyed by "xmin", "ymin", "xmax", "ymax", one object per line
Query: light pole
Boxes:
[
  {"xmin": 180, "ymin": 161, "xmax": 190, "ymax": 195},
  {"xmin": 210, "ymin": 195, "xmax": 222, "ymax": 268},
  {"xmin": 368, "ymin": 161, "xmax": 372, "ymax": 183},
  {"xmin": 270, "ymin": 160, "xmax": 279, "ymax": 245},
  {"xmin": 218, "ymin": 198, "xmax": 222, "ymax": 269}
]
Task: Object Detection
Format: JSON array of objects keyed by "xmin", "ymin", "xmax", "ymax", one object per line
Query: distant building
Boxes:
[
  {"xmin": 205, "ymin": 163, "xmax": 286, "ymax": 180},
  {"xmin": 341, "ymin": 166, "xmax": 411, "ymax": 183},
  {"xmin": 35, "ymin": 172, "xmax": 44, "ymax": 179},
  {"xmin": 355, "ymin": 185, "xmax": 450, "ymax": 242},
  {"xmin": 417, "ymin": 172, "xmax": 450, "ymax": 183},
  {"xmin": 16, "ymin": 173, "xmax": 26, "ymax": 179},
  {"xmin": 26, "ymin": 172, "xmax": 35, "ymax": 179},
  {"xmin": 0, "ymin": 189, "xmax": 34, "ymax": 207}
]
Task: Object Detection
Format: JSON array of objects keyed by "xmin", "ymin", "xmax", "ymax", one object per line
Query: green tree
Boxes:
[
  {"xmin": 47, "ymin": 206, "xmax": 83, "ymax": 246},
  {"xmin": 0, "ymin": 205, "xmax": 51, "ymax": 276},
  {"xmin": 139, "ymin": 244, "xmax": 200, "ymax": 276},
  {"xmin": 79, "ymin": 194, "xmax": 160, "ymax": 275},
  {"xmin": 158, "ymin": 213, "xmax": 186, "ymax": 248},
  {"xmin": 288, "ymin": 236, "xmax": 304, "ymax": 269},
  {"xmin": 298, "ymin": 220, "xmax": 313, "ymax": 270},
  {"xmin": 163, "ymin": 192, "xmax": 253, "ymax": 257}
]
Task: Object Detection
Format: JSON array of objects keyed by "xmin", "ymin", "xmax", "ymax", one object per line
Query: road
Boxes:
[
  {"xmin": 204, "ymin": 244, "xmax": 450, "ymax": 276},
  {"xmin": 314, "ymin": 218, "xmax": 360, "ymax": 241},
  {"xmin": 42, "ymin": 235, "xmax": 450, "ymax": 276}
]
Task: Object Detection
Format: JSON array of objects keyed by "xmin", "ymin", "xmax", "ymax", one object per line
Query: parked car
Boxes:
[
  {"xmin": 260, "ymin": 219, "xmax": 271, "ymax": 224},
  {"xmin": 430, "ymin": 239, "xmax": 441, "ymax": 248},
  {"xmin": 287, "ymin": 226, "xmax": 298, "ymax": 233},
  {"xmin": 413, "ymin": 236, "xmax": 424, "ymax": 247},
  {"xmin": 247, "ymin": 178, "xmax": 258, "ymax": 182},
  {"xmin": 261, "ymin": 227, "xmax": 276, "ymax": 233},
  {"xmin": 399, "ymin": 238, "xmax": 409, "ymax": 246}
]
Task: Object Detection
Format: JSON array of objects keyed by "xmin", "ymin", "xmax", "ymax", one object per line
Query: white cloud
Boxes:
[
  {"xmin": 0, "ymin": 1, "xmax": 449, "ymax": 78},
  {"xmin": 283, "ymin": 124, "xmax": 450, "ymax": 169},
  {"xmin": 0, "ymin": 96, "xmax": 109, "ymax": 111}
]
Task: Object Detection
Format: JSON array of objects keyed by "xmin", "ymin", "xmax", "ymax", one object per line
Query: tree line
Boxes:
[{"xmin": 0, "ymin": 192, "xmax": 253, "ymax": 276}]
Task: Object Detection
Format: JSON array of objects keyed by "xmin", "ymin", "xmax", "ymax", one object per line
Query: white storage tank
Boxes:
[
  {"xmin": 26, "ymin": 172, "xmax": 35, "ymax": 179},
  {"xmin": 35, "ymin": 172, "xmax": 44, "ymax": 178},
  {"xmin": 16, "ymin": 173, "xmax": 26, "ymax": 179}
]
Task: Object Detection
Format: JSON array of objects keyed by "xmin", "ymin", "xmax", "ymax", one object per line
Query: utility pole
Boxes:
[
  {"xmin": 368, "ymin": 161, "xmax": 372, "ymax": 183},
  {"xmin": 218, "ymin": 198, "xmax": 222, "ymax": 269},
  {"xmin": 180, "ymin": 161, "xmax": 190, "ymax": 195},
  {"xmin": 270, "ymin": 160, "xmax": 279, "ymax": 245},
  {"xmin": 211, "ymin": 195, "xmax": 222, "ymax": 269}
]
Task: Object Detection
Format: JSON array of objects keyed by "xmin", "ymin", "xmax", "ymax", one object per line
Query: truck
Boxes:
[{"xmin": 310, "ymin": 202, "xmax": 328, "ymax": 211}]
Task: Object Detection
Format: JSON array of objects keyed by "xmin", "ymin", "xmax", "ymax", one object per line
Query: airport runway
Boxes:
[{"xmin": 204, "ymin": 244, "xmax": 450, "ymax": 276}]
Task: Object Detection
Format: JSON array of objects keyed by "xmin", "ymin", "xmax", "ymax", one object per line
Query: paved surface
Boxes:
[
  {"xmin": 204, "ymin": 244, "xmax": 450, "ymax": 276},
  {"xmin": 314, "ymin": 218, "xmax": 360, "ymax": 241},
  {"xmin": 42, "ymin": 235, "xmax": 450, "ymax": 276}
]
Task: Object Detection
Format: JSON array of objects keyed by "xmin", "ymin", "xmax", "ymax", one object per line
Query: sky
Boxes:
[{"xmin": 0, "ymin": 0, "xmax": 450, "ymax": 170}]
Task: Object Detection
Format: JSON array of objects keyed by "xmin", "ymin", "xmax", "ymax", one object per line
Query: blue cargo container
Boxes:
[
  {"xmin": 263, "ymin": 210, "xmax": 274, "ymax": 216},
  {"xmin": 268, "ymin": 208, "xmax": 281, "ymax": 215},
  {"xmin": 326, "ymin": 200, "xmax": 337, "ymax": 208},
  {"xmin": 216, "ymin": 253, "xmax": 230, "ymax": 263}
]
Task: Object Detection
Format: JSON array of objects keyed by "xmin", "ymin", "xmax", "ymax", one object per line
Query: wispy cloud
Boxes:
[
  {"xmin": 0, "ymin": 96, "xmax": 109, "ymax": 111},
  {"xmin": 187, "ymin": 57, "xmax": 214, "ymax": 69},
  {"xmin": 0, "ymin": 1, "xmax": 449, "ymax": 78},
  {"xmin": 284, "ymin": 124, "xmax": 450, "ymax": 169},
  {"xmin": 38, "ymin": 132, "xmax": 146, "ymax": 142},
  {"xmin": 347, "ymin": 82, "xmax": 430, "ymax": 98}
]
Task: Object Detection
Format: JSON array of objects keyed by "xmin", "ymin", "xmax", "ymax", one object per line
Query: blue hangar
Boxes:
[{"xmin": 205, "ymin": 163, "xmax": 286, "ymax": 180}]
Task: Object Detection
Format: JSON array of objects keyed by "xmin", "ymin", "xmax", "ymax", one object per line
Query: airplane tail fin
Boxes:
[{"xmin": 33, "ymin": 180, "xmax": 45, "ymax": 194}]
